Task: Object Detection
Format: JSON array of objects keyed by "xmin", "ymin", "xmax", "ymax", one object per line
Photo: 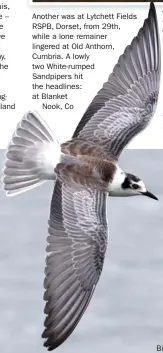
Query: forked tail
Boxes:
[{"xmin": 1, "ymin": 111, "xmax": 63, "ymax": 196}]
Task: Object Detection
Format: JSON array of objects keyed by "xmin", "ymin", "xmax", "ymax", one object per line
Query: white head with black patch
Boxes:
[
  {"xmin": 109, "ymin": 169, "xmax": 158, "ymax": 200},
  {"xmin": 121, "ymin": 173, "xmax": 158, "ymax": 200}
]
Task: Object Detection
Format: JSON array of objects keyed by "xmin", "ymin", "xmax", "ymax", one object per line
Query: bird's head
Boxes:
[
  {"xmin": 121, "ymin": 172, "xmax": 158, "ymax": 200},
  {"xmin": 109, "ymin": 169, "xmax": 158, "ymax": 200}
]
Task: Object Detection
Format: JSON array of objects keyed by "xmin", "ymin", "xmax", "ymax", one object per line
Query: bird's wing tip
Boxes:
[{"xmin": 149, "ymin": 1, "xmax": 156, "ymax": 17}]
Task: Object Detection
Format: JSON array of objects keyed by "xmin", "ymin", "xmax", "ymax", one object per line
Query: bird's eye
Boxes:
[{"xmin": 132, "ymin": 184, "xmax": 139, "ymax": 190}]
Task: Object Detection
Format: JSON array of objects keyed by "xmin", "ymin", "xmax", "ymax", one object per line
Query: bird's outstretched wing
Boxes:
[
  {"xmin": 43, "ymin": 3, "xmax": 160, "ymax": 350},
  {"xmin": 42, "ymin": 180, "xmax": 108, "ymax": 350},
  {"xmin": 73, "ymin": 2, "xmax": 161, "ymax": 158}
]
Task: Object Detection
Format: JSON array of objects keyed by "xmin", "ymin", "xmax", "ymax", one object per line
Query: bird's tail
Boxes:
[{"xmin": 1, "ymin": 111, "xmax": 64, "ymax": 196}]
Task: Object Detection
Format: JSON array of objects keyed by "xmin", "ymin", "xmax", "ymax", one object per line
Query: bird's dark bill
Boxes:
[{"xmin": 142, "ymin": 190, "xmax": 158, "ymax": 200}]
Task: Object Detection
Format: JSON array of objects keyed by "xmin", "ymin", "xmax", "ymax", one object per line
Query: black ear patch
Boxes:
[
  {"xmin": 122, "ymin": 173, "xmax": 140, "ymax": 189},
  {"xmin": 122, "ymin": 176, "xmax": 130, "ymax": 189}
]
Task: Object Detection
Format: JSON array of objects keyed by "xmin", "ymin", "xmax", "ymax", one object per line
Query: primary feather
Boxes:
[{"xmin": 73, "ymin": 2, "xmax": 160, "ymax": 158}]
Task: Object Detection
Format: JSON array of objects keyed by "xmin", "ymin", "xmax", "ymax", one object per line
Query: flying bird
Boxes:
[{"xmin": 1, "ymin": 2, "xmax": 161, "ymax": 351}]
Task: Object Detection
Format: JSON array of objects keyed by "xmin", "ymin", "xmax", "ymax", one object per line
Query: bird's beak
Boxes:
[{"xmin": 142, "ymin": 190, "xmax": 158, "ymax": 201}]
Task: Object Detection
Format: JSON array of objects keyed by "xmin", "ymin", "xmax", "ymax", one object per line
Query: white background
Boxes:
[{"xmin": 0, "ymin": 0, "xmax": 163, "ymax": 149}]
